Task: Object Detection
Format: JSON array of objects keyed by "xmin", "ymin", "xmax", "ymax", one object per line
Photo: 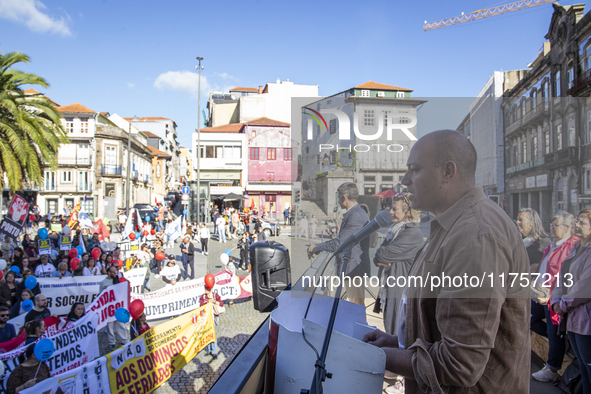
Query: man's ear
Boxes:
[{"xmin": 441, "ymin": 161, "xmax": 458, "ymax": 183}]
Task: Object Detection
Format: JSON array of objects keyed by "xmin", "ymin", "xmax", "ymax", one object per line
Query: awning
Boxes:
[{"xmin": 223, "ymin": 193, "xmax": 245, "ymax": 201}]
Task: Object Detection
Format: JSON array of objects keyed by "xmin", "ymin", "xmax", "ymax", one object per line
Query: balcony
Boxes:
[
  {"xmin": 144, "ymin": 174, "xmax": 150, "ymax": 183},
  {"xmin": 57, "ymin": 156, "xmax": 92, "ymax": 166},
  {"xmin": 544, "ymin": 147, "xmax": 578, "ymax": 170},
  {"xmin": 506, "ymin": 157, "xmax": 545, "ymax": 175},
  {"xmin": 101, "ymin": 164, "xmax": 122, "ymax": 175},
  {"xmin": 567, "ymin": 69, "xmax": 591, "ymax": 96},
  {"xmin": 132, "ymin": 170, "xmax": 139, "ymax": 180}
]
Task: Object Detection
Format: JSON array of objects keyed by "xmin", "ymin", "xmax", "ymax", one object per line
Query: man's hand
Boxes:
[
  {"xmin": 376, "ymin": 262, "xmax": 392, "ymax": 267},
  {"xmin": 307, "ymin": 245, "xmax": 316, "ymax": 259},
  {"xmin": 171, "ymin": 280, "xmax": 177, "ymax": 285},
  {"xmin": 362, "ymin": 329, "xmax": 399, "ymax": 348},
  {"xmin": 552, "ymin": 303, "xmax": 565, "ymax": 316}
]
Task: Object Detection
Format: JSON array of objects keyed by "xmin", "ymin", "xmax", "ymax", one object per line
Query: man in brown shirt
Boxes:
[{"xmin": 363, "ymin": 130, "xmax": 530, "ymax": 393}]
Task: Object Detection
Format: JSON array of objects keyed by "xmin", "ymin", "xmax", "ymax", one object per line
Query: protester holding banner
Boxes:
[
  {"xmin": 34, "ymin": 256, "xmax": 55, "ymax": 278},
  {"xmin": 9, "ymin": 248, "xmax": 23, "ymax": 271},
  {"xmin": 0, "ymin": 306, "xmax": 16, "ymax": 342},
  {"xmin": 200, "ymin": 274, "xmax": 223, "ymax": 357},
  {"xmin": 130, "ymin": 313, "xmax": 149, "ymax": 340},
  {"xmin": 6, "ymin": 344, "xmax": 50, "ymax": 394},
  {"xmin": 66, "ymin": 303, "xmax": 85, "ymax": 323},
  {"xmin": 83, "ymin": 258, "xmax": 101, "ymax": 276},
  {"xmin": 99, "ymin": 265, "xmax": 128, "ymax": 350},
  {"xmin": 23, "ymin": 319, "xmax": 45, "ymax": 345},
  {"xmin": 88, "ymin": 233, "xmax": 100, "ymax": 251},
  {"xmin": 162, "ymin": 256, "xmax": 181, "ymax": 286},
  {"xmin": 51, "ymin": 262, "xmax": 71, "ymax": 279},
  {"xmin": 24, "ymin": 295, "xmax": 51, "ymax": 323},
  {"xmin": 10, "ymin": 289, "xmax": 33, "ymax": 318}
]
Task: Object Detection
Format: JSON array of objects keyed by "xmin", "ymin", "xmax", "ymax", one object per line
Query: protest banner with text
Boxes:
[
  {"xmin": 123, "ymin": 268, "xmax": 147, "ymax": 293},
  {"xmin": 86, "ymin": 282, "xmax": 129, "ymax": 330},
  {"xmin": 106, "ymin": 303, "xmax": 215, "ymax": 394},
  {"xmin": 38, "ymin": 275, "xmax": 108, "ymax": 315},
  {"xmin": 0, "ymin": 193, "xmax": 28, "ymax": 239}
]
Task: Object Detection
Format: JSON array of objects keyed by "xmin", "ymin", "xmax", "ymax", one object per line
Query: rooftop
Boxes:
[
  {"xmin": 147, "ymin": 145, "xmax": 170, "ymax": 157},
  {"xmin": 244, "ymin": 117, "xmax": 290, "ymax": 126},
  {"xmin": 354, "ymin": 81, "xmax": 412, "ymax": 92},
  {"xmin": 57, "ymin": 102, "xmax": 96, "ymax": 114},
  {"xmin": 142, "ymin": 131, "xmax": 160, "ymax": 138},
  {"xmin": 229, "ymin": 87, "xmax": 258, "ymax": 92},
  {"xmin": 197, "ymin": 123, "xmax": 245, "ymax": 133}
]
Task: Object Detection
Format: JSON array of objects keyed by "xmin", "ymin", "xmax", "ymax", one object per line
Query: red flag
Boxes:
[
  {"xmin": 0, "ymin": 316, "xmax": 61, "ymax": 353},
  {"xmin": 91, "ymin": 219, "xmax": 111, "ymax": 241}
]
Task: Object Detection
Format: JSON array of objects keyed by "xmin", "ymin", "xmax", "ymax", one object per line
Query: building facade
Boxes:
[{"xmin": 301, "ymin": 81, "xmax": 426, "ymax": 213}]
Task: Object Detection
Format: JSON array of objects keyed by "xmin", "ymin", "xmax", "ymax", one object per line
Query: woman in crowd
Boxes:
[
  {"xmin": 21, "ymin": 234, "xmax": 31, "ymax": 250},
  {"xmin": 374, "ymin": 193, "xmax": 423, "ymax": 336},
  {"xmin": 199, "ymin": 223, "xmax": 210, "ymax": 256},
  {"xmin": 10, "ymin": 248, "xmax": 23, "ymax": 271},
  {"xmin": 516, "ymin": 208, "xmax": 552, "ymax": 267},
  {"xmin": 10, "ymin": 289, "xmax": 34, "ymax": 318},
  {"xmin": 552, "ymin": 208, "xmax": 591, "ymax": 393},
  {"xmin": 83, "ymin": 258, "xmax": 101, "ymax": 276},
  {"xmin": 309, "ymin": 214, "xmax": 318, "ymax": 239},
  {"xmin": 200, "ymin": 274, "xmax": 223, "ymax": 357},
  {"xmin": 22, "ymin": 242, "xmax": 39, "ymax": 268},
  {"xmin": 131, "ymin": 312, "xmax": 150, "ymax": 340},
  {"xmin": 0, "ymin": 271, "xmax": 18, "ymax": 308},
  {"xmin": 161, "ymin": 256, "xmax": 181, "ymax": 286},
  {"xmin": 52, "ymin": 262, "xmax": 72, "ymax": 278},
  {"xmin": 531, "ymin": 212, "xmax": 579, "ymax": 382},
  {"xmin": 237, "ymin": 233, "xmax": 250, "ymax": 270},
  {"xmin": 105, "ymin": 254, "xmax": 114, "ymax": 267},
  {"xmin": 99, "ymin": 253, "xmax": 108, "ymax": 270},
  {"xmin": 20, "ymin": 258, "xmax": 31, "ymax": 277},
  {"xmin": 24, "ymin": 319, "xmax": 45, "ymax": 345},
  {"xmin": 15, "ymin": 270, "xmax": 40, "ymax": 301},
  {"xmin": 66, "ymin": 302, "xmax": 85, "ymax": 323},
  {"xmin": 6, "ymin": 343, "xmax": 50, "ymax": 394}
]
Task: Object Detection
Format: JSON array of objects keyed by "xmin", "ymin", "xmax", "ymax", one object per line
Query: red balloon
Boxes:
[
  {"xmin": 204, "ymin": 274, "xmax": 215, "ymax": 289},
  {"xmin": 155, "ymin": 252, "xmax": 166, "ymax": 261},
  {"xmin": 115, "ymin": 260, "xmax": 123, "ymax": 267},
  {"xmin": 0, "ymin": 271, "xmax": 4, "ymax": 281},
  {"xmin": 70, "ymin": 258, "xmax": 80, "ymax": 271},
  {"xmin": 69, "ymin": 248, "xmax": 78, "ymax": 258},
  {"xmin": 150, "ymin": 230, "xmax": 155, "ymax": 235},
  {"xmin": 91, "ymin": 248, "xmax": 101, "ymax": 260},
  {"xmin": 129, "ymin": 233, "xmax": 136, "ymax": 240},
  {"xmin": 130, "ymin": 299, "xmax": 145, "ymax": 320},
  {"xmin": 143, "ymin": 231, "xmax": 148, "ymax": 236},
  {"xmin": 29, "ymin": 215, "xmax": 35, "ymax": 221}
]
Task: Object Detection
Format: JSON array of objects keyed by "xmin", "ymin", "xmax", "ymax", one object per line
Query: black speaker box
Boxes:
[
  {"xmin": 250, "ymin": 241, "xmax": 291, "ymax": 312},
  {"xmin": 357, "ymin": 195, "xmax": 382, "ymax": 248}
]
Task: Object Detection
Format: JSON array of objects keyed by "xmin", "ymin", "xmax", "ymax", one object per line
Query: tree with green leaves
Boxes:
[{"xmin": 0, "ymin": 51, "xmax": 68, "ymax": 192}]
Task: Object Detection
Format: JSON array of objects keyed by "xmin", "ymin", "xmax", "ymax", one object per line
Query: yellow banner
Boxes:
[{"xmin": 106, "ymin": 303, "xmax": 215, "ymax": 394}]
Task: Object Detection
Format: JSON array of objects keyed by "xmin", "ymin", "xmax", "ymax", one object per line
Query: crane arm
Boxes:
[{"xmin": 424, "ymin": 0, "xmax": 553, "ymax": 31}]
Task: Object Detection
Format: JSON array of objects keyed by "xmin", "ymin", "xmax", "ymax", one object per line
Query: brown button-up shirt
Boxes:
[{"xmin": 404, "ymin": 187, "xmax": 530, "ymax": 393}]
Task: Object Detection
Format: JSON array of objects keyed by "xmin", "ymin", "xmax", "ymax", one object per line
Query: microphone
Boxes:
[{"xmin": 333, "ymin": 210, "xmax": 392, "ymax": 255}]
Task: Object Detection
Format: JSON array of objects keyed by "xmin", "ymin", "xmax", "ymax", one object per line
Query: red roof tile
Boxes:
[
  {"xmin": 24, "ymin": 89, "xmax": 40, "ymax": 94},
  {"xmin": 142, "ymin": 131, "xmax": 160, "ymax": 138},
  {"xmin": 244, "ymin": 117, "xmax": 290, "ymax": 126},
  {"xmin": 147, "ymin": 146, "xmax": 170, "ymax": 156},
  {"xmin": 354, "ymin": 81, "xmax": 412, "ymax": 91},
  {"xmin": 229, "ymin": 87, "xmax": 258, "ymax": 92},
  {"xmin": 197, "ymin": 123, "xmax": 244, "ymax": 133},
  {"xmin": 57, "ymin": 103, "xmax": 96, "ymax": 114}
]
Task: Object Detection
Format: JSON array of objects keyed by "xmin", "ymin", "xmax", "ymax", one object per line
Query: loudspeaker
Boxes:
[
  {"xmin": 250, "ymin": 241, "xmax": 291, "ymax": 312},
  {"xmin": 357, "ymin": 195, "xmax": 382, "ymax": 248}
]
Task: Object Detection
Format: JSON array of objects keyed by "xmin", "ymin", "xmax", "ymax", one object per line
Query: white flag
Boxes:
[
  {"xmin": 78, "ymin": 211, "xmax": 95, "ymax": 229},
  {"xmin": 165, "ymin": 215, "xmax": 183, "ymax": 243},
  {"xmin": 122, "ymin": 209, "xmax": 135, "ymax": 239}
]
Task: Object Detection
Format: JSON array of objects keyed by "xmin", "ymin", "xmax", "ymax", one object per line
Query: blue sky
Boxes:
[{"xmin": 0, "ymin": 0, "xmax": 580, "ymax": 148}]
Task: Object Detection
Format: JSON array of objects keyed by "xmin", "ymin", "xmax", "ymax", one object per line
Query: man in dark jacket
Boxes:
[
  {"xmin": 181, "ymin": 236, "xmax": 195, "ymax": 280},
  {"xmin": 308, "ymin": 183, "xmax": 370, "ymax": 306}
]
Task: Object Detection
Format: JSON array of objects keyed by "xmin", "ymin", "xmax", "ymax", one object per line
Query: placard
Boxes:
[
  {"xmin": 60, "ymin": 234, "xmax": 72, "ymax": 250},
  {"xmin": 38, "ymin": 238, "xmax": 51, "ymax": 255}
]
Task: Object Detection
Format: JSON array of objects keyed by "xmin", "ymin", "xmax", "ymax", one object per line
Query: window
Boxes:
[
  {"xmin": 266, "ymin": 172, "xmax": 275, "ymax": 181},
  {"xmin": 557, "ymin": 178, "xmax": 564, "ymax": 211},
  {"xmin": 396, "ymin": 92, "xmax": 405, "ymax": 98},
  {"xmin": 521, "ymin": 141, "xmax": 527, "ymax": 164},
  {"xmin": 588, "ymin": 111, "xmax": 591, "ymax": 143},
  {"xmin": 284, "ymin": 148, "xmax": 292, "ymax": 161},
  {"xmin": 568, "ymin": 67, "xmax": 574, "ymax": 89},
  {"xmin": 44, "ymin": 171, "xmax": 56, "ymax": 191},
  {"xmin": 206, "ymin": 146, "xmax": 215, "ymax": 158},
  {"xmin": 46, "ymin": 199, "xmax": 58, "ymax": 215},
  {"xmin": 569, "ymin": 126, "xmax": 576, "ymax": 147},
  {"xmin": 267, "ymin": 148, "xmax": 276, "ymax": 160},
  {"xmin": 363, "ymin": 109, "xmax": 374, "ymax": 127},
  {"xmin": 62, "ymin": 171, "xmax": 72, "ymax": 183},
  {"xmin": 554, "ymin": 70, "xmax": 561, "ymax": 97},
  {"xmin": 382, "ymin": 175, "xmax": 394, "ymax": 182},
  {"xmin": 364, "ymin": 175, "xmax": 376, "ymax": 182},
  {"xmin": 521, "ymin": 100, "xmax": 526, "ymax": 116},
  {"xmin": 251, "ymin": 130, "xmax": 256, "ymax": 138},
  {"xmin": 532, "ymin": 90, "xmax": 537, "ymax": 110},
  {"xmin": 250, "ymin": 147, "xmax": 259, "ymax": 160},
  {"xmin": 306, "ymin": 147, "xmax": 309, "ymax": 154},
  {"xmin": 330, "ymin": 119, "xmax": 336, "ymax": 134},
  {"xmin": 364, "ymin": 185, "xmax": 376, "ymax": 195},
  {"xmin": 531, "ymin": 135, "xmax": 537, "ymax": 160},
  {"xmin": 361, "ymin": 90, "xmax": 370, "ymax": 97},
  {"xmin": 543, "ymin": 82, "xmax": 549, "ymax": 109},
  {"xmin": 381, "ymin": 184, "xmax": 393, "ymax": 192},
  {"xmin": 545, "ymin": 130, "xmax": 550, "ymax": 154},
  {"xmin": 330, "ymin": 151, "xmax": 336, "ymax": 164},
  {"xmin": 78, "ymin": 171, "xmax": 90, "ymax": 191},
  {"xmin": 80, "ymin": 118, "xmax": 89, "ymax": 133},
  {"xmin": 317, "ymin": 155, "xmax": 320, "ymax": 165},
  {"xmin": 65, "ymin": 118, "xmax": 74, "ymax": 133},
  {"xmin": 586, "ymin": 169, "xmax": 591, "ymax": 190},
  {"xmin": 104, "ymin": 145, "xmax": 117, "ymax": 165},
  {"xmin": 78, "ymin": 144, "xmax": 90, "ymax": 164},
  {"xmin": 156, "ymin": 163, "xmax": 161, "ymax": 179},
  {"xmin": 512, "ymin": 145, "xmax": 518, "ymax": 166},
  {"xmin": 82, "ymin": 198, "xmax": 94, "ymax": 216},
  {"xmin": 556, "ymin": 125, "xmax": 562, "ymax": 151}
]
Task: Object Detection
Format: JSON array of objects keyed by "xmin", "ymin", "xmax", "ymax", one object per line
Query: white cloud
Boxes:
[
  {"xmin": 0, "ymin": 0, "xmax": 72, "ymax": 36},
  {"xmin": 217, "ymin": 72, "xmax": 234, "ymax": 80},
  {"xmin": 127, "ymin": 82, "xmax": 135, "ymax": 88},
  {"xmin": 154, "ymin": 70, "xmax": 211, "ymax": 98}
]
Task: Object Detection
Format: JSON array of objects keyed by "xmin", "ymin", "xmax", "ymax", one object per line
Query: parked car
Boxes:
[{"xmin": 247, "ymin": 216, "xmax": 281, "ymax": 237}]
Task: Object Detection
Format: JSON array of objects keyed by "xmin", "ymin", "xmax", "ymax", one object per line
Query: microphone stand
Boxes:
[{"xmin": 302, "ymin": 243, "xmax": 354, "ymax": 394}]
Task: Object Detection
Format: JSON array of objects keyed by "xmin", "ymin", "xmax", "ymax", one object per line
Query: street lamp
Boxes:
[
  {"xmin": 126, "ymin": 115, "xmax": 140, "ymax": 217},
  {"xmin": 196, "ymin": 56, "xmax": 203, "ymax": 224}
]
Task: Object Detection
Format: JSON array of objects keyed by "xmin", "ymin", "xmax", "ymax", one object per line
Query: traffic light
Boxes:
[{"xmin": 294, "ymin": 190, "xmax": 301, "ymax": 204}]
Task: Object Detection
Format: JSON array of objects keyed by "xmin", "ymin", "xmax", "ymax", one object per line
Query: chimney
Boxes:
[{"xmin": 258, "ymin": 86, "xmax": 263, "ymax": 94}]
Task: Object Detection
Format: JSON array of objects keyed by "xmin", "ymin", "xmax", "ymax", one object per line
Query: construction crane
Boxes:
[{"xmin": 423, "ymin": 0, "xmax": 553, "ymax": 31}]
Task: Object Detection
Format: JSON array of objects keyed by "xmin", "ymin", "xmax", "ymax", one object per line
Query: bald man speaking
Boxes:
[{"xmin": 363, "ymin": 130, "xmax": 530, "ymax": 393}]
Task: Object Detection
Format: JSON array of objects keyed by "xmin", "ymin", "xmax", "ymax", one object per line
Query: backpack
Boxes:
[{"xmin": 559, "ymin": 358, "xmax": 583, "ymax": 394}]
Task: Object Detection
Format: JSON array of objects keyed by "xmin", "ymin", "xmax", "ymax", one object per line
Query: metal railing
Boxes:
[{"xmin": 101, "ymin": 164, "xmax": 122, "ymax": 175}]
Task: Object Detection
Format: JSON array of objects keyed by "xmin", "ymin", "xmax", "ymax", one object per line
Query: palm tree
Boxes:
[{"xmin": 0, "ymin": 51, "xmax": 68, "ymax": 191}]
